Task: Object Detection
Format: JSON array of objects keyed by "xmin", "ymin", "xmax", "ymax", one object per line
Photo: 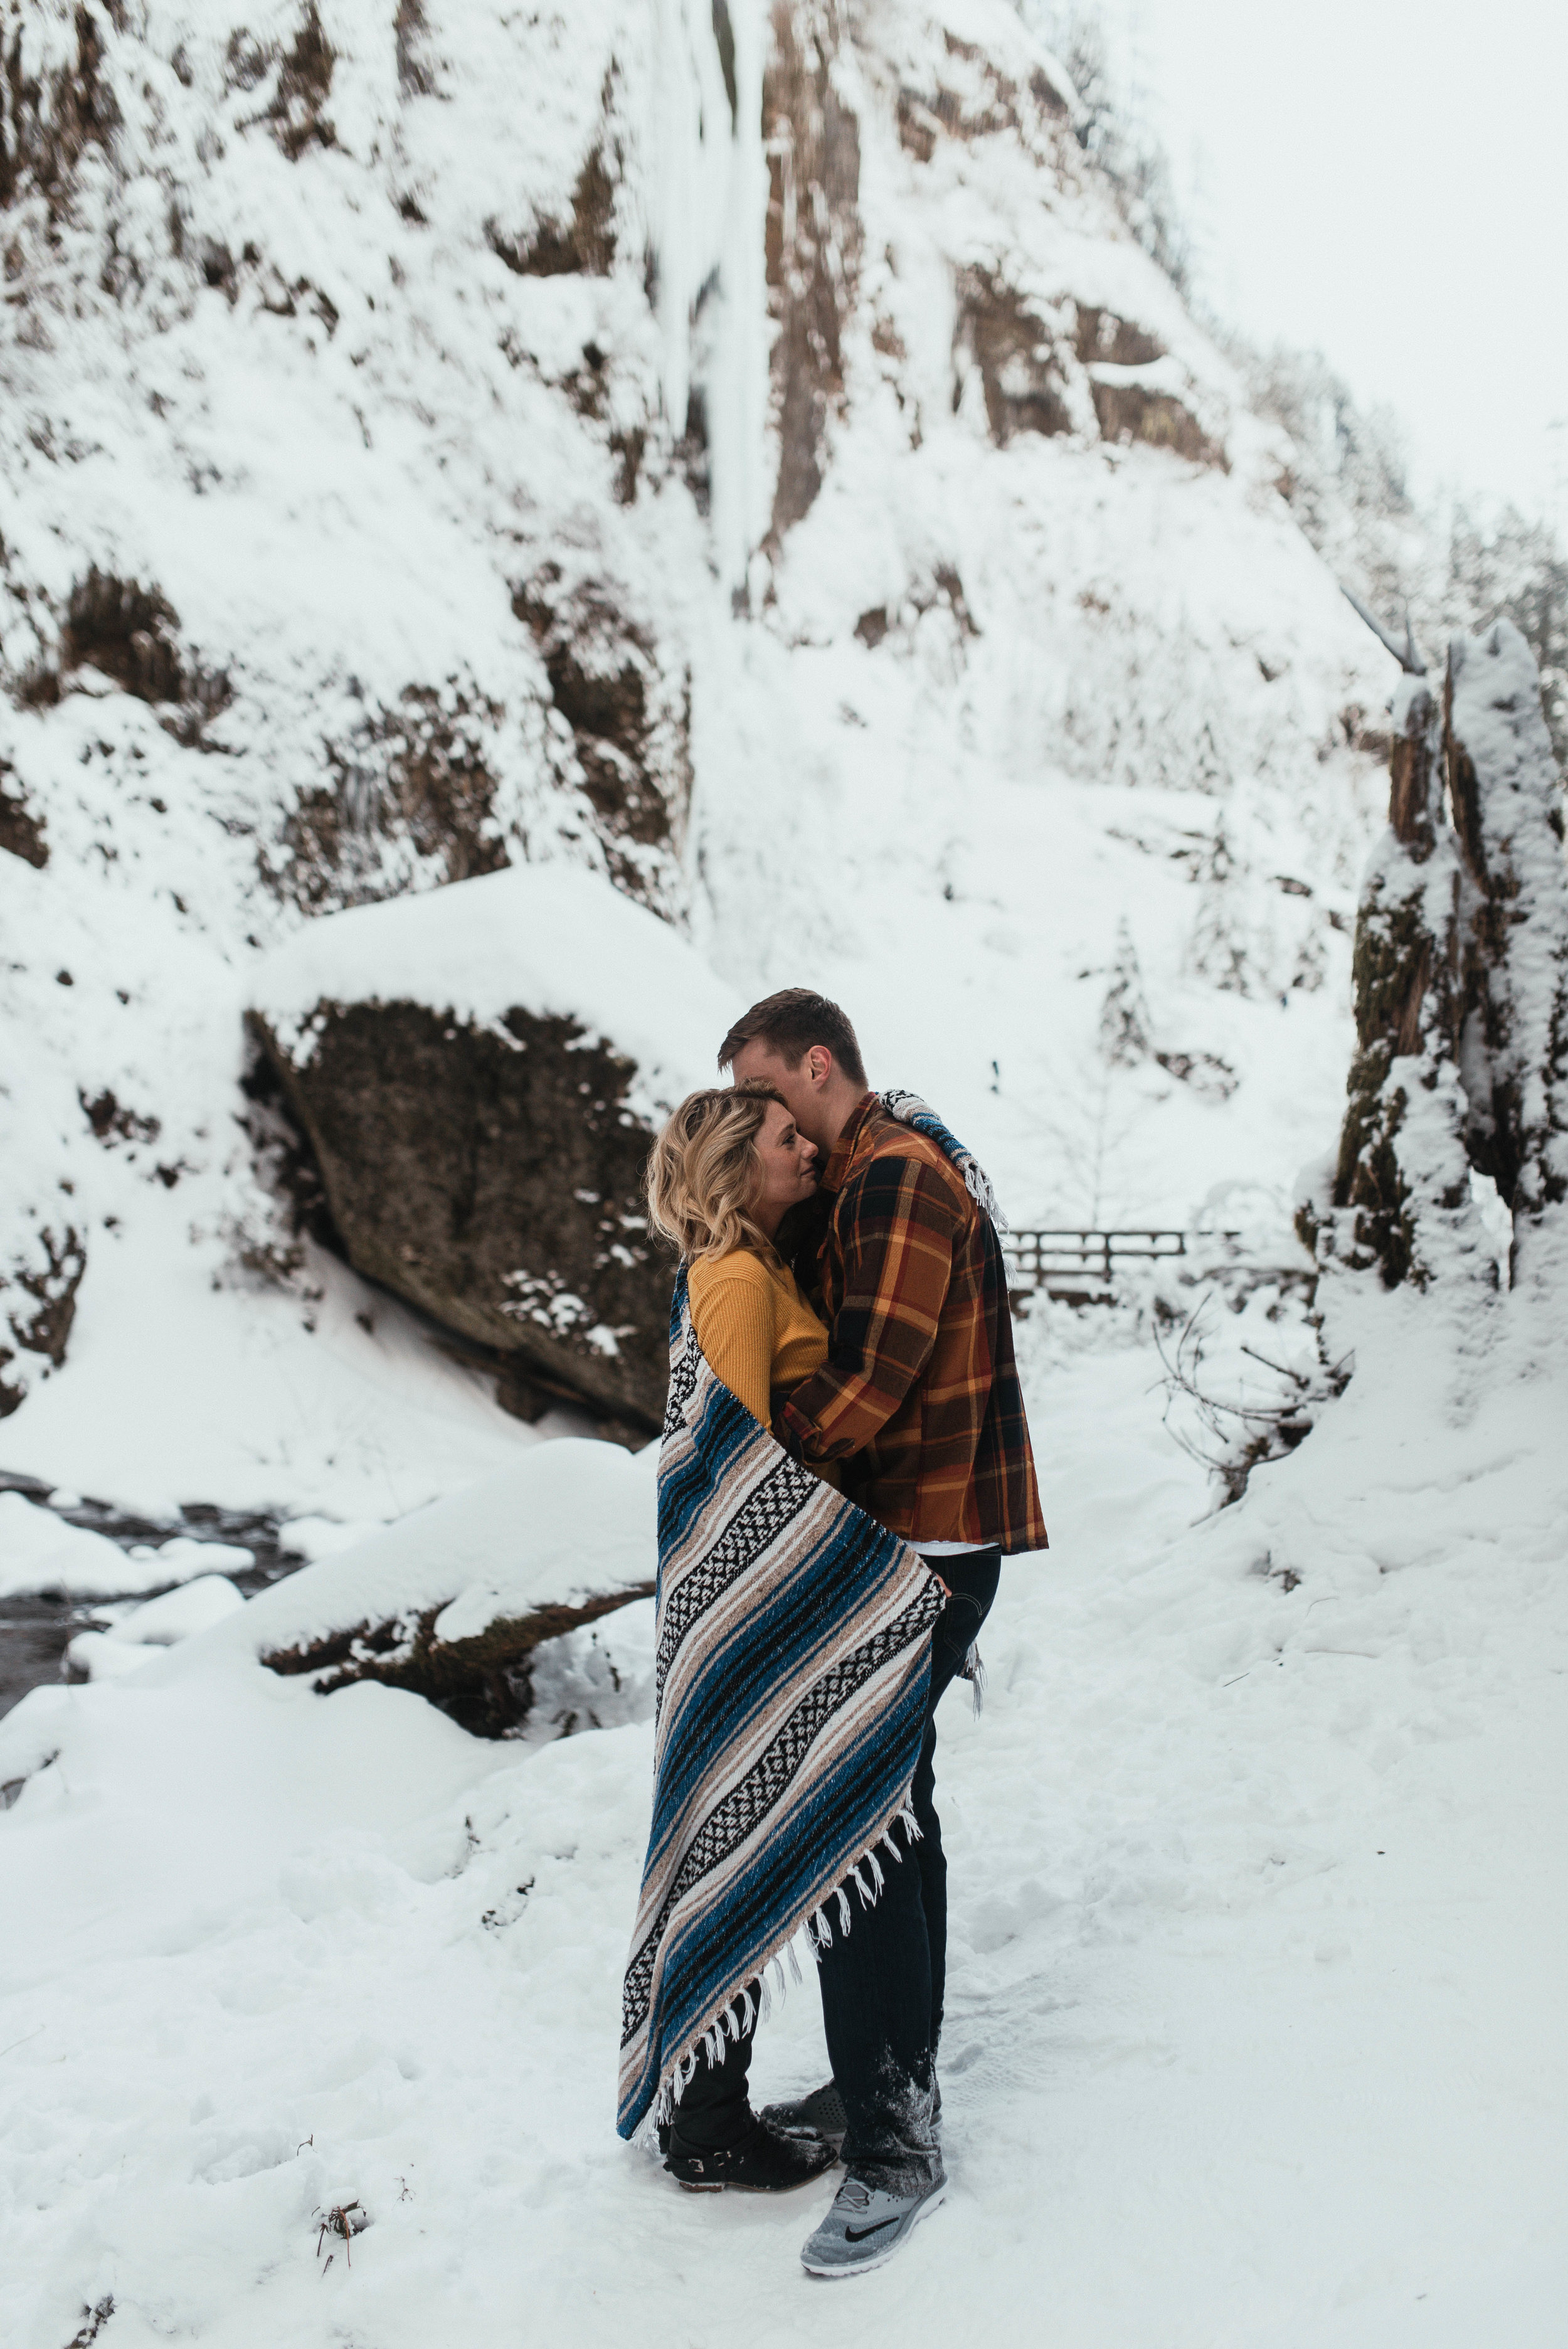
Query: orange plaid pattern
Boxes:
[{"xmin": 776, "ymin": 1096, "xmax": 1048, "ymax": 1554}]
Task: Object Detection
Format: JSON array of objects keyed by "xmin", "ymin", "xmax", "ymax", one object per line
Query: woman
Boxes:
[
  {"xmin": 628, "ymin": 1082, "xmax": 857, "ymax": 2192},
  {"xmin": 644, "ymin": 1081, "xmax": 832, "ymax": 1455}
]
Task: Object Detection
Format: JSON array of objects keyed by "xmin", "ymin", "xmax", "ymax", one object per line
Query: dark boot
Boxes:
[
  {"xmin": 760, "ymin": 2080, "xmax": 848, "ymax": 2151},
  {"xmin": 763, "ymin": 2076, "xmax": 940, "ymax": 2153},
  {"xmin": 664, "ymin": 2113, "xmax": 838, "ymax": 2193}
]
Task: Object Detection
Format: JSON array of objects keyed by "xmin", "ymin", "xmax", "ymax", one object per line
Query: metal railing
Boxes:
[{"xmin": 1004, "ymin": 1228, "xmax": 1228, "ymax": 1300}]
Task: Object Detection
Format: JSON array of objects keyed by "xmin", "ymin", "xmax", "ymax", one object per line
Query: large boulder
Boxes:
[{"xmin": 249, "ymin": 864, "xmax": 735, "ymax": 1430}]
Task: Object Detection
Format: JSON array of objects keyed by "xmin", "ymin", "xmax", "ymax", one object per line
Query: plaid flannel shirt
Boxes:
[{"xmin": 775, "ymin": 1095, "xmax": 1048, "ymax": 1554}]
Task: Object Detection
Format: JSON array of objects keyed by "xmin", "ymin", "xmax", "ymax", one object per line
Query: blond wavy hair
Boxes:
[{"xmin": 645, "ymin": 1082, "xmax": 787, "ymax": 1263}]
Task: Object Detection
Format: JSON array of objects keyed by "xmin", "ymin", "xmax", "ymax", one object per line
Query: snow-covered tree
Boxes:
[
  {"xmin": 1305, "ymin": 677, "xmax": 1477, "ymax": 1289},
  {"xmin": 1098, "ymin": 916, "xmax": 1152, "ymax": 1066},
  {"xmin": 1306, "ymin": 620, "xmax": 1568, "ymax": 1296},
  {"xmin": 1444, "ymin": 621, "xmax": 1568, "ymax": 1291}
]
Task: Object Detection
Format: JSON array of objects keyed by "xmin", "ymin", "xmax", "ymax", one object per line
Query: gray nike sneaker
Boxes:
[{"xmin": 799, "ymin": 2167, "xmax": 947, "ymax": 2279}]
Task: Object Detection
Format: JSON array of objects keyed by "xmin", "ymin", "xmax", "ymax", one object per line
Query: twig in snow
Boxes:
[{"xmin": 315, "ymin": 2201, "xmax": 368, "ymax": 2268}]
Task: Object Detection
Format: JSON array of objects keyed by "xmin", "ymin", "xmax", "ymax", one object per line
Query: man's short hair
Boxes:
[{"xmin": 717, "ymin": 988, "xmax": 867, "ymax": 1087}]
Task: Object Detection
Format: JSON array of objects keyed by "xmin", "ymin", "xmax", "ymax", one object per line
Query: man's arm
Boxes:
[{"xmin": 776, "ymin": 1154, "xmax": 958, "ymax": 1464}]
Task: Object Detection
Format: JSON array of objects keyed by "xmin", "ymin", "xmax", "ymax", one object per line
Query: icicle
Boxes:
[
  {"xmin": 835, "ymin": 1887, "xmax": 851, "ymax": 1934},
  {"xmin": 868, "ymin": 1850, "xmax": 886, "ymax": 1896}
]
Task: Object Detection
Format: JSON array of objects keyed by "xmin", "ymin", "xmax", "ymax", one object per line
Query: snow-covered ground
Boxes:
[{"xmin": 3, "ymin": 1288, "xmax": 1564, "ymax": 2346}]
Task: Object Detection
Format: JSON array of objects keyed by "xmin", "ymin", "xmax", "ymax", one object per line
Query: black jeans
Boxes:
[
  {"xmin": 817, "ymin": 1547, "xmax": 1000, "ymax": 2191},
  {"xmin": 670, "ymin": 1551, "xmax": 1002, "ymax": 2185}
]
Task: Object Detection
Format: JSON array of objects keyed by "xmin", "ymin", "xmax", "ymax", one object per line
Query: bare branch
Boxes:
[{"xmin": 1340, "ymin": 585, "xmax": 1427, "ymax": 676}]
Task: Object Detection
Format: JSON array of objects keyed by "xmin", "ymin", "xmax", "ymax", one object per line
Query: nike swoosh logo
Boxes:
[{"xmin": 844, "ymin": 2216, "xmax": 899, "ymax": 2242}]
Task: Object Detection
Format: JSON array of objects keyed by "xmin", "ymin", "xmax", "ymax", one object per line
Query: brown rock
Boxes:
[
  {"xmin": 763, "ymin": 0, "xmax": 862, "ymax": 544},
  {"xmin": 249, "ymin": 999, "xmax": 673, "ymax": 1430},
  {"xmin": 1089, "ymin": 378, "xmax": 1224, "ymax": 469},
  {"xmin": 953, "ymin": 268, "xmax": 1071, "ymax": 445}
]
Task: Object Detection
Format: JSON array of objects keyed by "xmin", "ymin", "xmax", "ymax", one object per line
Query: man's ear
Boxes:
[{"xmin": 807, "ymin": 1046, "xmax": 832, "ymax": 1088}]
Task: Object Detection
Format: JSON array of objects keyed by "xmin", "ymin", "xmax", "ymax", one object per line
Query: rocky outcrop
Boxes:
[
  {"xmin": 270, "ymin": 682, "xmax": 514, "ymax": 912},
  {"xmin": 0, "ymin": 760, "xmax": 46, "ymax": 866},
  {"xmin": 1088, "ymin": 369, "xmax": 1224, "ymax": 469},
  {"xmin": 512, "ymin": 575, "xmax": 692, "ymax": 918},
  {"xmin": 1, "ymin": 1226, "xmax": 86, "ymax": 1418},
  {"xmin": 15, "ymin": 568, "xmax": 233, "ymax": 744},
  {"xmin": 250, "ymin": 998, "xmax": 670, "ymax": 1429},
  {"xmin": 953, "ymin": 268, "xmax": 1074, "ymax": 445},
  {"xmin": 248, "ymin": 862, "xmax": 732, "ymax": 1429},
  {"xmin": 763, "ymin": 0, "xmax": 863, "ymax": 546}
]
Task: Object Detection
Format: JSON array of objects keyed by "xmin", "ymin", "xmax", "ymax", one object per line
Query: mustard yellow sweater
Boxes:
[{"xmin": 687, "ymin": 1246, "xmax": 830, "ymax": 1435}]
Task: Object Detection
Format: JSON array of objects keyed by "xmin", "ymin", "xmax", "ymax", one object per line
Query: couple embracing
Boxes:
[{"xmin": 617, "ymin": 989, "xmax": 1046, "ymax": 2279}]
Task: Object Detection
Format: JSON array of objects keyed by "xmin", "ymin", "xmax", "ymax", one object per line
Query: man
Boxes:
[{"xmin": 724, "ymin": 987, "xmax": 1047, "ymax": 2276}]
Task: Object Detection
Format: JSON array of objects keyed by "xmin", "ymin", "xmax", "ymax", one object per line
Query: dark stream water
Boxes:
[{"xmin": 0, "ymin": 1471, "xmax": 310, "ymax": 1721}]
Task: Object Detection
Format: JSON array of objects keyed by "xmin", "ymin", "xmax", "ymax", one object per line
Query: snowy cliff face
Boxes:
[{"xmin": 0, "ymin": 0, "xmax": 1391, "ymax": 1503}]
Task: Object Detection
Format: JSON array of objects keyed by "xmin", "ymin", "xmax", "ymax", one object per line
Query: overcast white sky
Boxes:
[{"xmin": 1096, "ymin": 0, "xmax": 1567, "ymax": 530}]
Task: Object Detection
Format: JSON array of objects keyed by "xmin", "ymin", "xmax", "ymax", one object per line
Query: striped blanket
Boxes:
[{"xmin": 616, "ymin": 1266, "xmax": 944, "ymax": 2141}]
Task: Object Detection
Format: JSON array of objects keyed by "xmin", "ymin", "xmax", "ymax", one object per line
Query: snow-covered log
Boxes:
[
  {"xmin": 220, "ymin": 1438, "xmax": 656, "ymax": 1738},
  {"xmin": 249, "ymin": 864, "xmax": 735, "ymax": 1429},
  {"xmin": 1443, "ymin": 622, "xmax": 1568, "ymax": 1290}
]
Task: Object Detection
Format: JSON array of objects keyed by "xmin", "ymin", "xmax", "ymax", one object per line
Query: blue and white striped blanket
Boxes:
[{"xmin": 616, "ymin": 1265, "xmax": 944, "ymax": 2141}]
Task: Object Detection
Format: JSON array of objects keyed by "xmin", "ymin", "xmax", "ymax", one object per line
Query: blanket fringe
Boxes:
[{"xmin": 638, "ymin": 1786, "xmax": 921, "ymax": 2142}]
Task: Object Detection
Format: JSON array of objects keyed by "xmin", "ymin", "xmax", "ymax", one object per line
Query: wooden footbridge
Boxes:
[{"xmin": 1003, "ymin": 1228, "xmax": 1235, "ymax": 1305}]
